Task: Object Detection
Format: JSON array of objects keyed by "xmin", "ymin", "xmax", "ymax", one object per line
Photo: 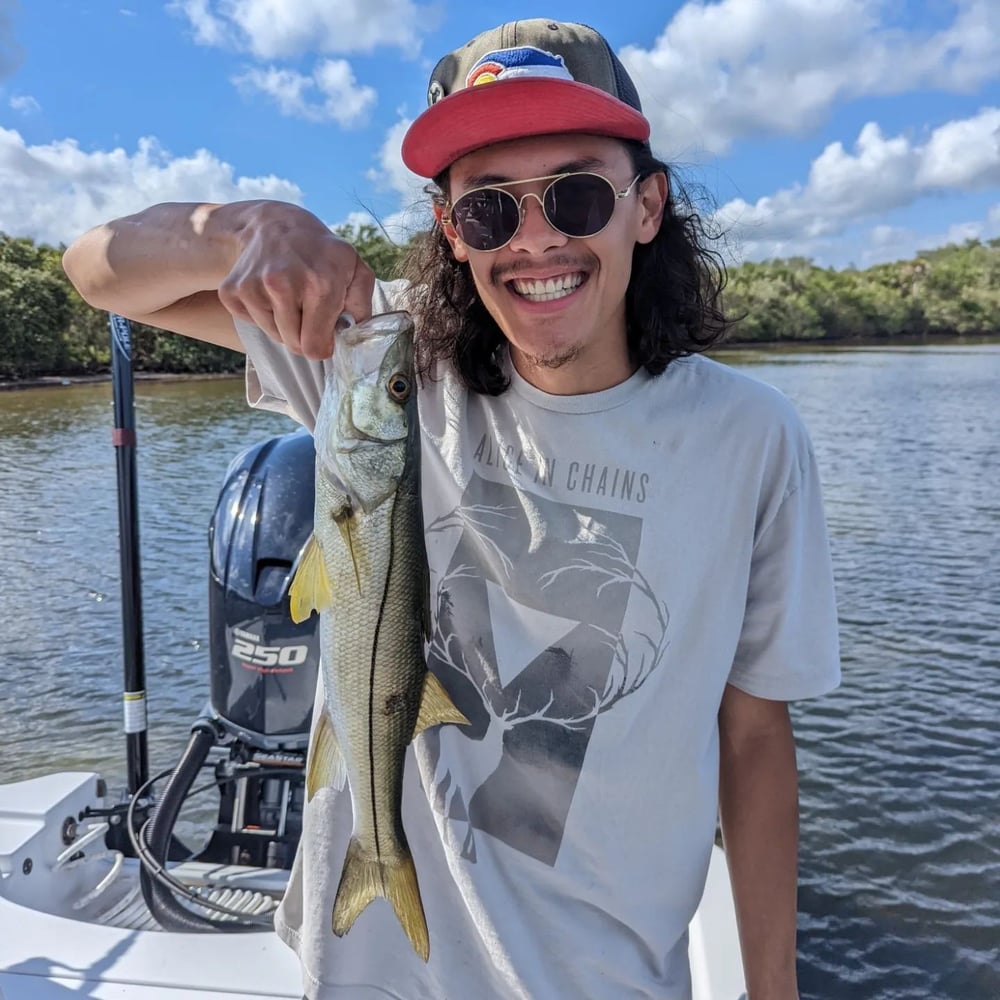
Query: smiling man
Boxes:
[
  {"xmin": 432, "ymin": 135, "xmax": 656, "ymax": 392},
  {"xmin": 63, "ymin": 19, "xmax": 840, "ymax": 1000}
]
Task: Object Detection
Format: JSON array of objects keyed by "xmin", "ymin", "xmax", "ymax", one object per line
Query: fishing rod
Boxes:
[{"xmin": 109, "ymin": 313, "xmax": 149, "ymax": 796}]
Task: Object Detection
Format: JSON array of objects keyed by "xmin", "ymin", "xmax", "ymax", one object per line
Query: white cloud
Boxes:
[
  {"xmin": 915, "ymin": 108, "xmax": 1000, "ymax": 189},
  {"xmin": 620, "ymin": 0, "xmax": 1000, "ymax": 157},
  {"xmin": 170, "ymin": 0, "xmax": 433, "ymax": 59},
  {"xmin": 333, "ymin": 209, "xmax": 378, "ymax": 232},
  {"xmin": 10, "ymin": 94, "xmax": 40, "ymax": 114},
  {"xmin": 941, "ymin": 219, "xmax": 986, "ymax": 245},
  {"xmin": 367, "ymin": 118, "xmax": 421, "ymax": 200},
  {"xmin": 717, "ymin": 108, "xmax": 1000, "ymax": 260},
  {"xmin": 869, "ymin": 224, "xmax": 906, "ymax": 250},
  {"xmin": 168, "ymin": 0, "xmax": 229, "ymax": 48},
  {"xmin": 315, "ymin": 117, "xmax": 435, "ymax": 241},
  {"xmin": 365, "ymin": 117, "xmax": 432, "ymax": 239},
  {"xmin": 233, "ymin": 60, "xmax": 376, "ymax": 127},
  {"xmin": 0, "ymin": 128, "xmax": 303, "ymax": 246},
  {"xmin": 856, "ymin": 204, "xmax": 1000, "ymax": 266}
]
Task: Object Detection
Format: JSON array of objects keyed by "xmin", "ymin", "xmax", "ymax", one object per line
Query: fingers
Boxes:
[
  {"xmin": 341, "ymin": 252, "xmax": 376, "ymax": 326},
  {"xmin": 270, "ymin": 296, "xmax": 306, "ymax": 355},
  {"xmin": 297, "ymin": 245, "xmax": 375, "ymax": 360},
  {"xmin": 219, "ymin": 226, "xmax": 378, "ymax": 360},
  {"xmin": 218, "ymin": 282, "xmax": 278, "ymax": 341},
  {"xmin": 258, "ymin": 267, "xmax": 318, "ymax": 356},
  {"xmin": 299, "ymin": 293, "xmax": 342, "ymax": 360}
]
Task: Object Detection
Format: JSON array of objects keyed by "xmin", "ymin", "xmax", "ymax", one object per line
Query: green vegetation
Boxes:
[
  {"xmin": 1, "ymin": 227, "xmax": 997, "ymax": 380},
  {"xmin": 0, "ymin": 233, "xmax": 244, "ymax": 379},
  {"xmin": 723, "ymin": 243, "xmax": 1000, "ymax": 343}
]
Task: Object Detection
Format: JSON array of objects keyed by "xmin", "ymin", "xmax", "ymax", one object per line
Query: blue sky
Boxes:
[{"xmin": 1, "ymin": 0, "xmax": 997, "ymax": 269}]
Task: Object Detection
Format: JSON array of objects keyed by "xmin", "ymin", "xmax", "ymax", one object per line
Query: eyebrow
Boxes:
[{"xmin": 457, "ymin": 157, "xmax": 609, "ymax": 191}]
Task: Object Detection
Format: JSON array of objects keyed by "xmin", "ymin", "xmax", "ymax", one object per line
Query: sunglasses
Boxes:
[{"xmin": 443, "ymin": 171, "xmax": 642, "ymax": 252}]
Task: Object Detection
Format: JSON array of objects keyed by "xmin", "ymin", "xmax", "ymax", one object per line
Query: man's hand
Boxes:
[
  {"xmin": 217, "ymin": 201, "xmax": 376, "ymax": 360},
  {"xmin": 63, "ymin": 200, "xmax": 376, "ymax": 357}
]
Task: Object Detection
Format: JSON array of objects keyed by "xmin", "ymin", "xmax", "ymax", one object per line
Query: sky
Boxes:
[{"xmin": 0, "ymin": 0, "xmax": 998, "ymax": 270}]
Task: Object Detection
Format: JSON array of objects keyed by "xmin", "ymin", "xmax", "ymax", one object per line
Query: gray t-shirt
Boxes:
[{"xmin": 236, "ymin": 283, "xmax": 840, "ymax": 999}]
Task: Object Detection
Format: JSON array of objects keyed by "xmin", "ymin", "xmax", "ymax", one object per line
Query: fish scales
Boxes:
[
  {"xmin": 289, "ymin": 311, "xmax": 467, "ymax": 962},
  {"xmin": 317, "ymin": 457, "xmax": 423, "ymax": 871}
]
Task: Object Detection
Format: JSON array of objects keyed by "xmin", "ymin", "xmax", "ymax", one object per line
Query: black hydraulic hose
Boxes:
[{"xmin": 139, "ymin": 725, "xmax": 258, "ymax": 933}]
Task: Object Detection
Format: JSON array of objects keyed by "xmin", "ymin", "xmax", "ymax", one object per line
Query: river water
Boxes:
[{"xmin": 1, "ymin": 344, "xmax": 998, "ymax": 999}]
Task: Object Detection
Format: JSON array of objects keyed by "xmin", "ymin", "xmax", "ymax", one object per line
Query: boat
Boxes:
[{"xmin": 0, "ymin": 317, "xmax": 747, "ymax": 1000}]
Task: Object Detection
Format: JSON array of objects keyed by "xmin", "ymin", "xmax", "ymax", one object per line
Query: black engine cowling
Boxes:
[{"xmin": 207, "ymin": 429, "xmax": 319, "ymax": 749}]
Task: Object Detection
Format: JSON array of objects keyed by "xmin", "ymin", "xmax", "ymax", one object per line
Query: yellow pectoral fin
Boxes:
[
  {"xmin": 289, "ymin": 533, "xmax": 333, "ymax": 624},
  {"xmin": 413, "ymin": 670, "xmax": 470, "ymax": 739},
  {"xmin": 306, "ymin": 708, "xmax": 346, "ymax": 801}
]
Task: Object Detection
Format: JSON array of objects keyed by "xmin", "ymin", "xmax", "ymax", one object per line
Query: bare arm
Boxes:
[
  {"xmin": 718, "ymin": 683, "xmax": 801, "ymax": 1000},
  {"xmin": 62, "ymin": 200, "xmax": 375, "ymax": 358}
]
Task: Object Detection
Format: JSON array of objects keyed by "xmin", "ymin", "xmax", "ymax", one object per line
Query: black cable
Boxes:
[
  {"xmin": 138, "ymin": 728, "xmax": 244, "ymax": 931},
  {"xmin": 127, "ymin": 763, "xmax": 298, "ymax": 927},
  {"xmin": 130, "ymin": 729, "xmax": 299, "ymax": 932}
]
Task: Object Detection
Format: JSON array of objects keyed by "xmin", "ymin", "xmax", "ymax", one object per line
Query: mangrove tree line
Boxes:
[{"xmin": 1, "ymin": 226, "xmax": 997, "ymax": 380}]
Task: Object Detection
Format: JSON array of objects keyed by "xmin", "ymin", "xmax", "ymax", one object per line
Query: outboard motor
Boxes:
[
  {"xmin": 208, "ymin": 429, "xmax": 319, "ymax": 748},
  {"xmin": 140, "ymin": 429, "xmax": 320, "ymax": 931}
]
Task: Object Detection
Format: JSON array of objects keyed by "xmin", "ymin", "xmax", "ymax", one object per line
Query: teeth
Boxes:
[{"xmin": 511, "ymin": 273, "xmax": 584, "ymax": 302}]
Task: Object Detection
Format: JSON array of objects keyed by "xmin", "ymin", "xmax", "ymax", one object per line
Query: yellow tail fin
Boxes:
[{"xmin": 331, "ymin": 838, "xmax": 430, "ymax": 962}]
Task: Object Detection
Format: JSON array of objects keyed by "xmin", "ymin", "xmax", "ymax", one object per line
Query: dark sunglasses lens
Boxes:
[
  {"xmin": 545, "ymin": 174, "xmax": 616, "ymax": 238},
  {"xmin": 452, "ymin": 188, "xmax": 520, "ymax": 251}
]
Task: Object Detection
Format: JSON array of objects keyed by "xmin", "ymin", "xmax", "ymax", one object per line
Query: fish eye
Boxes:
[{"xmin": 387, "ymin": 372, "xmax": 411, "ymax": 401}]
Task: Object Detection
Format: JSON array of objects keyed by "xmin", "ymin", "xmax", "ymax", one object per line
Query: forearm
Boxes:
[
  {"xmin": 718, "ymin": 690, "xmax": 800, "ymax": 999},
  {"xmin": 62, "ymin": 201, "xmax": 260, "ymax": 314},
  {"xmin": 63, "ymin": 199, "xmax": 373, "ymax": 357}
]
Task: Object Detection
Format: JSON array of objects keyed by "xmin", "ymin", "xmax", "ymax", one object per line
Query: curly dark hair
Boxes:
[{"xmin": 401, "ymin": 140, "xmax": 731, "ymax": 395}]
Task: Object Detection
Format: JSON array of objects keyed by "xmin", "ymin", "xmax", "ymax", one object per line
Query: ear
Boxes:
[
  {"xmin": 433, "ymin": 202, "xmax": 469, "ymax": 262},
  {"xmin": 635, "ymin": 172, "xmax": 668, "ymax": 246}
]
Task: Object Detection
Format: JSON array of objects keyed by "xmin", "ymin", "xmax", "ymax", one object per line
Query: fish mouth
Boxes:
[{"xmin": 506, "ymin": 270, "xmax": 587, "ymax": 303}]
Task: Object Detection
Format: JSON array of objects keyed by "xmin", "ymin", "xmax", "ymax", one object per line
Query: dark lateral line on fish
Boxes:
[{"xmin": 369, "ymin": 493, "xmax": 398, "ymax": 896}]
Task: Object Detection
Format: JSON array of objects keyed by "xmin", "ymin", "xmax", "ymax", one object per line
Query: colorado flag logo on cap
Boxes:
[{"xmin": 465, "ymin": 46, "xmax": 574, "ymax": 88}]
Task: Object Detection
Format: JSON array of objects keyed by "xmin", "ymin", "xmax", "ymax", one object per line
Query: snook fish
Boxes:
[{"xmin": 289, "ymin": 311, "xmax": 467, "ymax": 961}]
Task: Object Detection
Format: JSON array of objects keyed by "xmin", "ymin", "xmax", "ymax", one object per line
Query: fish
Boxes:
[{"xmin": 289, "ymin": 311, "xmax": 467, "ymax": 962}]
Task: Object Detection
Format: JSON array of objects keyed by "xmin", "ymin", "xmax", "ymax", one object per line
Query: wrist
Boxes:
[
  {"xmin": 219, "ymin": 199, "xmax": 340, "ymax": 265},
  {"xmin": 744, "ymin": 970, "xmax": 799, "ymax": 1000}
]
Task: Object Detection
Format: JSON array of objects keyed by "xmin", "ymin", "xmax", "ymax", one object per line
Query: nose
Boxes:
[{"xmin": 508, "ymin": 192, "xmax": 567, "ymax": 254}]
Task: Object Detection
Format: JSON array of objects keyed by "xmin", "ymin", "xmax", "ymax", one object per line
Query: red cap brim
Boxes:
[{"xmin": 401, "ymin": 78, "xmax": 650, "ymax": 178}]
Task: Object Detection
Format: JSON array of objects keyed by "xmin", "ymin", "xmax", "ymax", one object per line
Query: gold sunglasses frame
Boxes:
[{"xmin": 442, "ymin": 171, "xmax": 642, "ymax": 252}]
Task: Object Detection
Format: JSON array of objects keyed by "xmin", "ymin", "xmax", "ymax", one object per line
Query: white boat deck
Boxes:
[{"xmin": 0, "ymin": 771, "xmax": 746, "ymax": 999}]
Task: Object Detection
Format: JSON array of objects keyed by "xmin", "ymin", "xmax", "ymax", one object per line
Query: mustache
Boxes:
[{"xmin": 490, "ymin": 254, "xmax": 596, "ymax": 285}]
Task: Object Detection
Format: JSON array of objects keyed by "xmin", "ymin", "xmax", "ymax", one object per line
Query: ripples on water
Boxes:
[
  {"xmin": 727, "ymin": 345, "xmax": 1000, "ymax": 999},
  {"xmin": 2, "ymin": 346, "xmax": 998, "ymax": 999},
  {"xmin": 0, "ymin": 378, "xmax": 294, "ymax": 778}
]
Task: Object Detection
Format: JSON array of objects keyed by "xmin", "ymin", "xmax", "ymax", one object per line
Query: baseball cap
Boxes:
[{"xmin": 401, "ymin": 19, "xmax": 650, "ymax": 179}]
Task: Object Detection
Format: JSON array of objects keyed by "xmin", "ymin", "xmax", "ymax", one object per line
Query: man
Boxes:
[{"xmin": 64, "ymin": 19, "xmax": 840, "ymax": 1000}]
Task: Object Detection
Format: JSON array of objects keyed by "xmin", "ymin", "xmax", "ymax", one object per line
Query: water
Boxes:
[
  {"xmin": 728, "ymin": 344, "xmax": 1000, "ymax": 999},
  {"xmin": 0, "ymin": 378, "xmax": 295, "ymax": 777},
  {"xmin": 2, "ymin": 347, "xmax": 998, "ymax": 999}
]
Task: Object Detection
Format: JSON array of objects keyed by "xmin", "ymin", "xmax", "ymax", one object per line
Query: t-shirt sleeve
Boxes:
[
  {"xmin": 728, "ymin": 434, "xmax": 841, "ymax": 702},
  {"xmin": 236, "ymin": 277, "xmax": 410, "ymax": 432}
]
